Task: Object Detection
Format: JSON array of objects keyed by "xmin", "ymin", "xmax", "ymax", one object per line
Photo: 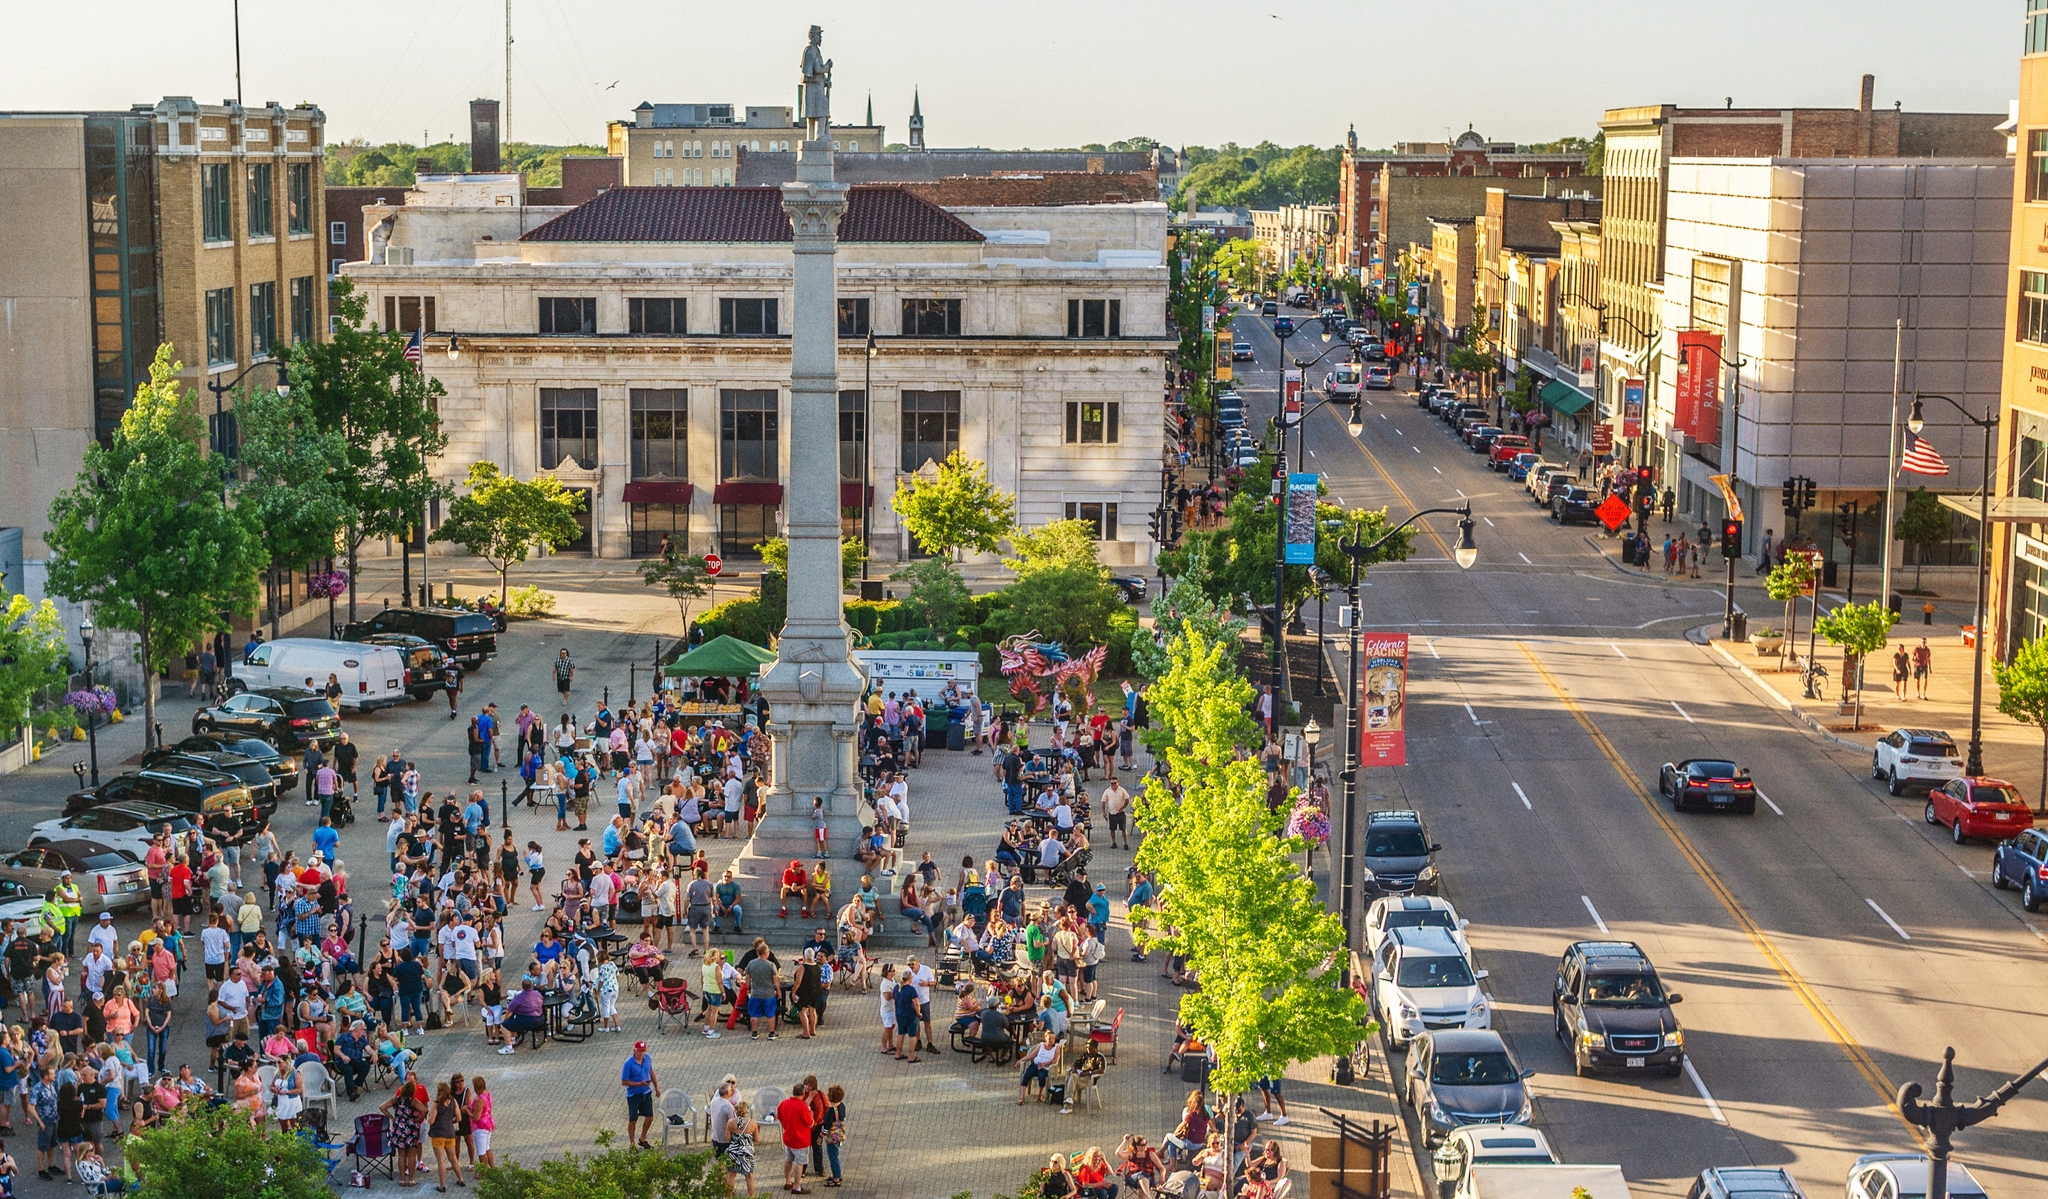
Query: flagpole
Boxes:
[{"xmin": 1881, "ymin": 318, "xmax": 1902, "ymax": 608}]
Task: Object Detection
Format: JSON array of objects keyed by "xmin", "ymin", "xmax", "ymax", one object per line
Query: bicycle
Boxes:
[{"xmin": 1802, "ymin": 660, "xmax": 1829, "ymax": 701}]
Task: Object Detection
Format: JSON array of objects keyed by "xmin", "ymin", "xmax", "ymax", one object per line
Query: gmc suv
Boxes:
[{"xmin": 1551, "ymin": 940, "xmax": 1685, "ymax": 1077}]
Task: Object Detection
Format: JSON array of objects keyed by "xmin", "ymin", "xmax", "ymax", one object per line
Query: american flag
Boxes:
[
  {"xmin": 1901, "ymin": 433, "xmax": 1949, "ymax": 476},
  {"xmin": 403, "ymin": 328, "xmax": 423, "ymax": 369}
]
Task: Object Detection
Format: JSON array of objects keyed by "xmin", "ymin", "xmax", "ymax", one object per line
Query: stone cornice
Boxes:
[{"xmin": 439, "ymin": 335, "xmax": 1171, "ymax": 368}]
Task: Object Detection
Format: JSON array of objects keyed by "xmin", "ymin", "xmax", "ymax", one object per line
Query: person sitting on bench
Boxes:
[{"xmin": 498, "ymin": 980, "xmax": 549, "ymax": 1053}]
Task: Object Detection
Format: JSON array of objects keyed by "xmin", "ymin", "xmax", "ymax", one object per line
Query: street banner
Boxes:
[
  {"xmin": 1283, "ymin": 368, "xmax": 1303, "ymax": 418},
  {"xmin": 1591, "ymin": 424, "xmax": 1614, "ymax": 455},
  {"xmin": 1622, "ymin": 378, "xmax": 1645, "ymax": 438},
  {"xmin": 1284, "ymin": 473, "xmax": 1319, "ymax": 564},
  {"xmin": 1359, "ymin": 634, "xmax": 1410, "ymax": 767},
  {"xmin": 1202, "ymin": 305, "xmax": 1215, "ymax": 333},
  {"xmin": 1707, "ymin": 473, "xmax": 1746, "ymax": 523},
  {"xmin": 1576, "ymin": 343, "xmax": 1597, "ymax": 390},
  {"xmin": 1674, "ymin": 331, "xmax": 1722, "ymax": 445}
]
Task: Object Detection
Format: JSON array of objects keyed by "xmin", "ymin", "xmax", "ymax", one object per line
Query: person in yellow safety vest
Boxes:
[
  {"xmin": 51, "ymin": 871, "xmax": 81, "ymax": 955},
  {"xmin": 37, "ymin": 892, "xmax": 67, "ymax": 959}
]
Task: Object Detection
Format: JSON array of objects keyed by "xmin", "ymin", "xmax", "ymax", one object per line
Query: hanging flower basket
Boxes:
[
  {"xmin": 1286, "ymin": 797, "xmax": 1331, "ymax": 847},
  {"xmin": 307, "ymin": 571, "xmax": 351, "ymax": 600},
  {"xmin": 64, "ymin": 687, "xmax": 118, "ymax": 719}
]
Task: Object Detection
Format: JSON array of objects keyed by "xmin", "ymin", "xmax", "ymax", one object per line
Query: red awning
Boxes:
[
  {"xmin": 839, "ymin": 482, "xmax": 874, "ymax": 507},
  {"xmin": 712, "ymin": 481, "xmax": 784, "ymax": 506},
  {"xmin": 621, "ymin": 481, "xmax": 695, "ymax": 505}
]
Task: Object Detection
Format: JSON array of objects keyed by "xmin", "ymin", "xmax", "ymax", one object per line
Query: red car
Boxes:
[
  {"xmin": 1926, "ymin": 777, "xmax": 2035, "ymax": 843},
  {"xmin": 1488, "ymin": 435, "xmax": 1532, "ymax": 468}
]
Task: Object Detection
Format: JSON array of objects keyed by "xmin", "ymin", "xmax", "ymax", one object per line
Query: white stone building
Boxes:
[
  {"xmin": 1653, "ymin": 156, "xmax": 2010, "ymax": 561},
  {"xmin": 341, "ymin": 177, "xmax": 1169, "ymax": 566}
]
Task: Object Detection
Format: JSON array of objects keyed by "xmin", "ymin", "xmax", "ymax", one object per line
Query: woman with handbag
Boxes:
[{"xmin": 818, "ymin": 1084, "xmax": 847, "ymax": 1187}]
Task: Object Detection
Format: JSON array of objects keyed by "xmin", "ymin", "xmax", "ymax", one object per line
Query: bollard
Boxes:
[
  {"xmin": 500, "ymin": 779, "xmax": 508, "ymax": 829},
  {"xmin": 603, "ymin": 685, "xmax": 610, "ymax": 709}
]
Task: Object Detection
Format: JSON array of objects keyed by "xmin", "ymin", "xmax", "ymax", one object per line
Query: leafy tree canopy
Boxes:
[
  {"xmin": 890, "ymin": 452, "xmax": 1016, "ymax": 560},
  {"xmin": 326, "ymin": 139, "xmax": 606, "ymax": 187},
  {"xmin": 639, "ymin": 543, "xmax": 715, "ymax": 632},
  {"xmin": 0, "ymin": 594, "xmax": 69, "ymax": 729},
  {"xmin": 1003, "ymin": 519, "xmax": 1103, "ymax": 579},
  {"xmin": 891, "ymin": 557, "xmax": 973, "ymax": 639},
  {"xmin": 432, "ymin": 461, "xmax": 587, "ymax": 602},
  {"xmin": 475, "ymin": 1143, "xmax": 733, "ymax": 1199},
  {"xmin": 123, "ymin": 1103, "xmax": 329, "ymax": 1199}
]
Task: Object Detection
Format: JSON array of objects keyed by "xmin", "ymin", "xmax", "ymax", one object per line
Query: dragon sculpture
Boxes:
[{"xmin": 997, "ymin": 632, "xmax": 1110, "ymax": 716}]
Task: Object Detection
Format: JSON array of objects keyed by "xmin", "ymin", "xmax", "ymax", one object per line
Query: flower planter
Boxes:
[{"xmin": 1749, "ymin": 633, "xmax": 1785, "ymax": 656}]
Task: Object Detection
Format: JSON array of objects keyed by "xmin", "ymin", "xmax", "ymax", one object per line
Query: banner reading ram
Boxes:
[{"xmin": 1359, "ymin": 633, "xmax": 1410, "ymax": 767}]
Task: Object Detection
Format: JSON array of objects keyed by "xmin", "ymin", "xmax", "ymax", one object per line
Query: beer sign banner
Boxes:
[{"xmin": 1359, "ymin": 633, "xmax": 1411, "ymax": 767}]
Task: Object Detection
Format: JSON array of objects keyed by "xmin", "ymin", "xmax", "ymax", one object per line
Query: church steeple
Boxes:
[
  {"xmin": 866, "ymin": 91, "xmax": 873, "ymax": 126},
  {"xmin": 908, "ymin": 88, "xmax": 924, "ymax": 151}
]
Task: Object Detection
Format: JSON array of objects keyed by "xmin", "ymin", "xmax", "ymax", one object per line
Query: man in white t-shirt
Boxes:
[
  {"xmin": 887, "ymin": 775, "xmax": 910, "ymax": 823},
  {"xmin": 86, "ymin": 913, "xmax": 119, "ymax": 959},
  {"xmin": 438, "ymin": 916, "xmax": 481, "ymax": 982},
  {"xmin": 908, "ymin": 957, "xmax": 937, "ymax": 1052},
  {"xmin": 200, "ymin": 921, "xmax": 232, "ymax": 982},
  {"xmin": 80, "ymin": 943, "xmax": 114, "ymax": 998},
  {"xmin": 216, "ymin": 972, "xmax": 251, "ymax": 1034}
]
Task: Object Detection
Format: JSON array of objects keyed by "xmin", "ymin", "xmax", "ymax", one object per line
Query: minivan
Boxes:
[
  {"xmin": 231, "ymin": 638, "xmax": 410, "ymax": 711},
  {"xmin": 1328, "ymin": 362, "xmax": 1362, "ymax": 399},
  {"xmin": 343, "ymin": 606, "xmax": 499, "ymax": 668}
]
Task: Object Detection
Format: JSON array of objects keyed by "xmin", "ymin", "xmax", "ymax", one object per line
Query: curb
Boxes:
[{"xmin": 1705, "ymin": 639, "xmax": 1871, "ymax": 754}]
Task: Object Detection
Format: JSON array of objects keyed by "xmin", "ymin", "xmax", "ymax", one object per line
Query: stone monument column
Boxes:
[{"xmin": 742, "ymin": 26, "xmax": 868, "ymax": 887}]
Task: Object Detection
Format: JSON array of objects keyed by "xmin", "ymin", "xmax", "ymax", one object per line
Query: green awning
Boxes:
[
  {"xmin": 1539, "ymin": 379, "xmax": 1593, "ymax": 416},
  {"xmin": 662, "ymin": 634, "xmax": 779, "ymax": 677}
]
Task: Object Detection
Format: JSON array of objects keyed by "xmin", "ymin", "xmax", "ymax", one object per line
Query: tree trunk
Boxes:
[
  {"xmin": 500, "ymin": 565, "xmax": 510, "ymax": 608},
  {"xmin": 267, "ymin": 564, "xmax": 280, "ymax": 640},
  {"xmin": 347, "ymin": 538, "xmax": 359, "ymax": 624},
  {"xmin": 138, "ymin": 622, "xmax": 158, "ymax": 752},
  {"xmin": 1913, "ymin": 547, "xmax": 1924, "ymax": 591}
]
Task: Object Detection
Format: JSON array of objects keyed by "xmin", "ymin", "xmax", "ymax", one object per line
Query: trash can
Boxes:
[
  {"xmin": 925, "ymin": 713, "xmax": 949, "ymax": 750},
  {"xmin": 1729, "ymin": 611, "xmax": 1748, "ymax": 642},
  {"xmin": 946, "ymin": 705, "xmax": 969, "ymax": 752},
  {"xmin": 1822, "ymin": 559, "xmax": 1840, "ymax": 588},
  {"xmin": 1888, "ymin": 593, "xmax": 1903, "ymax": 616}
]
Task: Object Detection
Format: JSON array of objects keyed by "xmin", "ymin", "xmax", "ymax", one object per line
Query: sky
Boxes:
[{"xmin": 0, "ymin": 0, "xmax": 2021, "ymax": 151}]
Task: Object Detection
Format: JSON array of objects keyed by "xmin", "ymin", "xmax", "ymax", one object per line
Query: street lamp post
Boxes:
[
  {"xmin": 1336, "ymin": 505, "xmax": 1477, "ymax": 980},
  {"xmin": 1897, "ymin": 1046, "xmax": 2048, "ymax": 1199},
  {"xmin": 204, "ymin": 364, "xmax": 291, "ymax": 491},
  {"xmin": 1266, "ymin": 316, "xmax": 1334, "ymax": 727},
  {"xmin": 78, "ymin": 616, "xmax": 100, "ymax": 787},
  {"xmin": 861, "ymin": 331, "xmax": 878, "ymax": 584},
  {"xmin": 1909, "ymin": 394, "xmax": 1999, "ymax": 776}
]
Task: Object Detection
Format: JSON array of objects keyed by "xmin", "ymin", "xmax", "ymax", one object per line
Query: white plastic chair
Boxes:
[
  {"xmin": 256, "ymin": 1064, "xmax": 278, "ymax": 1114},
  {"xmin": 753, "ymin": 1085, "xmax": 786, "ymax": 1124},
  {"xmin": 296, "ymin": 1060, "xmax": 337, "ymax": 1120},
  {"xmin": 659, "ymin": 1089, "xmax": 697, "ymax": 1150}
]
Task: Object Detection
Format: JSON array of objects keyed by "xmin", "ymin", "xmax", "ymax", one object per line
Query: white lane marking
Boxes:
[
  {"xmin": 1434, "ymin": 466, "xmax": 1443, "ymax": 474},
  {"xmin": 1866, "ymin": 898, "xmax": 1911, "ymax": 941},
  {"xmin": 1517, "ymin": 552, "xmax": 1532, "ymax": 565},
  {"xmin": 2027, "ymin": 923, "xmax": 2048, "ymax": 945},
  {"xmin": 1380, "ymin": 412, "xmax": 1389, "ymax": 421},
  {"xmin": 1425, "ymin": 640, "xmax": 1440, "ymax": 659},
  {"xmin": 1461, "ymin": 702, "xmax": 1488, "ymax": 725},
  {"xmin": 1482, "ymin": 516, "xmax": 1496, "ymax": 528},
  {"xmin": 1609, "ymin": 642, "xmax": 1628, "ymax": 660},
  {"xmin": 1757, "ymin": 790, "xmax": 1784, "ymax": 816},
  {"xmin": 1957, "ymin": 863, "xmax": 1977, "ymax": 879},
  {"xmin": 1413, "ymin": 447, "xmax": 1422, "ymax": 453},
  {"xmin": 1580, "ymin": 895, "xmax": 1609, "ymax": 934},
  {"xmin": 1456, "ymin": 489, "xmax": 1466, "ymax": 498},
  {"xmin": 1396, "ymin": 428, "xmax": 1405, "ymax": 436},
  {"xmin": 1684, "ymin": 1060, "xmax": 1728, "ymax": 1124},
  {"xmin": 1512, "ymin": 782, "xmax": 1532, "ymax": 811},
  {"xmin": 1671, "ymin": 701, "xmax": 1695, "ymax": 723},
  {"xmin": 1307, "ymin": 448, "xmax": 1317, "ymax": 458}
]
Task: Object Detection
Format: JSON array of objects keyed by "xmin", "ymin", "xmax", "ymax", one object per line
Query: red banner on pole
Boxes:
[
  {"xmin": 1591, "ymin": 424, "xmax": 1614, "ymax": 455},
  {"xmin": 1674, "ymin": 331, "xmax": 1722, "ymax": 445},
  {"xmin": 1358, "ymin": 634, "xmax": 1410, "ymax": 768}
]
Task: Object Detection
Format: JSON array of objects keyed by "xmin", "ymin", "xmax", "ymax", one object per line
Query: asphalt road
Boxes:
[{"xmin": 1226, "ymin": 306, "xmax": 2048, "ymax": 1199}]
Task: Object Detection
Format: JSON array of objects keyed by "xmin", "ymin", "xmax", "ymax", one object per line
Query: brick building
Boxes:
[{"xmin": 1993, "ymin": 10, "xmax": 2048, "ymax": 655}]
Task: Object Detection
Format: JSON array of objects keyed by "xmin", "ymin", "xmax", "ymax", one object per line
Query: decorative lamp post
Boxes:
[
  {"xmin": 1897, "ymin": 1046, "xmax": 2048, "ymax": 1199},
  {"xmin": 862, "ymin": 330, "xmax": 877, "ymax": 583},
  {"xmin": 78, "ymin": 616, "xmax": 100, "ymax": 786},
  {"xmin": 1908, "ymin": 394, "xmax": 1999, "ymax": 776}
]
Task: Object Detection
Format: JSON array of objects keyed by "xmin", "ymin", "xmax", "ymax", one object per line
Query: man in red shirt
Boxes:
[
  {"xmin": 778, "ymin": 861, "xmax": 810, "ymax": 919},
  {"xmin": 775, "ymin": 1081, "xmax": 816, "ymax": 1193},
  {"xmin": 168, "ymin": 860, "xmax": 195, "ymax": 932}
]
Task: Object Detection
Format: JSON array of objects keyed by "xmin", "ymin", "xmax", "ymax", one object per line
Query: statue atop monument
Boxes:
[{"xmin": 801, "ymin": 25, "xmax": 832, "ymax": 124}]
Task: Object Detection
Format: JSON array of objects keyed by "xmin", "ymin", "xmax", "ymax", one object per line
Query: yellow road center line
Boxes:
[
  {"xmin": 1514, "ymin": 640, "xmax": 1916, "ymax": 1136},
  {"xmin": 1337, "ymin": 407, "xmax": 1453, "ymax": 558}
]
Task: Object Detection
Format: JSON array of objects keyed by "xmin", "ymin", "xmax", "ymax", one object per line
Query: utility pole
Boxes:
[
  {"xmin": 232, "ymin": 0, "xmax": 244, "ymax": 106},
  {"xmin": 504, "ymin": 0, "xmax": 513, "ymax": 149}
]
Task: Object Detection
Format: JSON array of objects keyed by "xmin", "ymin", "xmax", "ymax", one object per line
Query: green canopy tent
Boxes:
[{"xmin": 662, "ymin": 634, "xmax": 778, "ymax": 678}]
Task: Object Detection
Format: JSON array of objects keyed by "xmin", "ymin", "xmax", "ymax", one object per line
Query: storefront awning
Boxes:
[
  {"xmin": 621, "ymin": 481, "xmax": 695, "ymax": 505},
  {"xmin": 712, "ymin": 481, "xmax": 784, "ymax": 506},
  {"xmin": 1939, "ymin": 494, "xmax": 2048, "ymax": 523},
  {"xmin": 1539, "ymin": 379, "xmax": 1593, "ymax": 416},
  {"xmin": 840, "ymin": 482, "xmax": 874, "ymax": 507}
]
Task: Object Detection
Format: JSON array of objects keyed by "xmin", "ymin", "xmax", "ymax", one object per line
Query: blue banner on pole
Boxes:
[{"xmin": 1284, "ymin": 473, "xmax": 1319, "ymax": 564}]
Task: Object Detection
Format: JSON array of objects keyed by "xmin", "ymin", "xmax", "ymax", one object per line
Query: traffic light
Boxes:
[
  {"xmin": 1147, "ymin": 509, "xmax": 1161, "ymax": 540},
  {"xmin": 1781, "ymin": 481, "xmax": 1798, "ymax": 512},
  {"xmin": 1800, "ymin": 478, "xmax": 1817, "ymax": 509},
  {"xmin": 1721, "ymin": 520, "xmax": 1742, "ymax": 556},
  {"xmin": 1636, "ymin": 466, "xmax": 1655, "ymax": 488}
]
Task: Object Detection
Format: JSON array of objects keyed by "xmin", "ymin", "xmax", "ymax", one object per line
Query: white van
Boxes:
[
  {"xmin": 231, "ymin": 638, "xmax": 412, "ymax": 712},
  {"xmin": 1328, "ymin": 362, "xmax": 1363, "ymax": 399}
]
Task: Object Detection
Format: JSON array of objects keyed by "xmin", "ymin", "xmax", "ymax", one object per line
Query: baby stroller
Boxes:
[{"xmin": 329, "ymin": 789, "xmax": 355, "ymax": 827}]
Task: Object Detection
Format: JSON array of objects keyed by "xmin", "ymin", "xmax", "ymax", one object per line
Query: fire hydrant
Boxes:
[{"xmin": 1923, "ymin": 601, "xmax": 1936, "ymax": 626}]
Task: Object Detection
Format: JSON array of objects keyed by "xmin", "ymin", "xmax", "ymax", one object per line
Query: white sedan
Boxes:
[
  {"xmin": 29, "ymin": 801, "xmax": 199, "ymax": 859},
  {"xmin": 1364, "ymin": 895, "xmax": 1470, "ymax": 961}
]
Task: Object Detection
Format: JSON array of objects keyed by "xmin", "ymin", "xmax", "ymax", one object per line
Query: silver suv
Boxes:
[{"xmin": 1372, "ymin": 926, "xmax": 1489, "ymax": 1049}]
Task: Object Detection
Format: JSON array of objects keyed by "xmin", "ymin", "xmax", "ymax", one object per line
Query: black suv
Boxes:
[
  {"xmin": 1361, "ymin": 810, "xmax": 1441, "ymax": 897},
  {"xmin": 1551, "ymin": 940, "xmax": 1685, "ymax": 1077},
  {"xmin": 63, "ymin": 768, "xmax": 262, "ymax": 843},
  {"xmin": 344, "ymin": 606, "xmax": 499, "ymax": 668},
  {"xmin": 1551, "ymin": 486, "xmax": 1598, "ymax": 525},
  {"xmin": 191, "ymin": 687, "xmax": 339, "ymax": 750},
  {"xmin": 346, "ymin": 631, "xmax": 454, "ymax": 699},
  {"xmin": 138, "ymin": 749, "xmax": 281, "ymax": 817},
  {"xmin": 172, "ymin": 732, "xmax": 300, "ymax": 792}
]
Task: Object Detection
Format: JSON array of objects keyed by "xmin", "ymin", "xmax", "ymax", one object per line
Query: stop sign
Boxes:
[{"xmin": 702, "ymin": 553, "xmax": 723, "ymax": 576}]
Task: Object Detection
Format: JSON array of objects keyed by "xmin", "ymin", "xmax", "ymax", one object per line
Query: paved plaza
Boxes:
[{"xmin": 0, "ymin": 561, "xmax": 1410, "ymax": 1199}]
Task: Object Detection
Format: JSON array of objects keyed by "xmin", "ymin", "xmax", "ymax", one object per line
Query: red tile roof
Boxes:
[{"xmin": 521, "ymin": 185, "xmax": 984, "ymax": 244}]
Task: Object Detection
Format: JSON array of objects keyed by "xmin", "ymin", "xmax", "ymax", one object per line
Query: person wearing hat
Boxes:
[
  {"xmin": 619, "ymin": 1040, "xmax": 661, "ymax": 1149},
  {"xmin": 50, "ymin": 873, "xmax": 81, "ymax": 956},
  {"xmin": 86, "ymin": 912, "xmax": 118, "ymax": 960}
]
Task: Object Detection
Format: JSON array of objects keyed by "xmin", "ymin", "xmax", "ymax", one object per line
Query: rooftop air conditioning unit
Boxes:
[{"xmin": 385, "ymin": 246, "xmax": 414, "ymax": 266}]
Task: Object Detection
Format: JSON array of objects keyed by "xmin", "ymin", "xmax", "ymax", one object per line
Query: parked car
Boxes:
[
  {"xmin": 1686, "ymin": 1168, "xmax": 1805, "ymax": 1199},
  {"xmin": 1846, "ymin": 1155, "xmax": 1989, "ymax": 1199},
  {"xmin": 230, "ymin": 638, "xmax": 410, "ymax": 712},
  {"xmin": 1366, "ymin": 366, "xmax": 1393, "ymax": 390},
  {"xmin": 1550, "ymin": 486, "xmax": 1598, "ymax": 526},
  {"xmin": 0, "ymin": 881, "xmax": 49, "ymax": 933},
  {"xmin": 1362, "ymin": 342, "xmax": 1389, "ymax": 362},
  {"xmin": 1871, "ymin": 728, "xmax": 1962, "ymax": 795},
  {"xmin": 1531, "ymin": 468, "xmax": 1575, "ymax": 506},
  {"xmin": 1990, "ymin": 826, "xmax": 2048, "ymax": 910},
  {"xmin": 1432, "ymin": 1127, "xmax": 1558, "ymax": 1199},
  {"xmin": 1488, "ymin": 436, "xmax": 1532, "ymax": 468},
  {"xmin": 1552, "ymin": 940, "xmax": 1685, "ymax": 1077},
  {"xmin": 342, "ymin": 606, "xmax": 499, "ymax": 668},
  {"xmin": 1658, "ymin": 758, "xmax": 1758, "ymax": 814},
  {"xmin": 134, "ymin": 749, "xmax": 280, "ymax": 815},
  {"xmin": 1505, "ymin": 453, "xmax": 1544, "ymax": 482},
  {"xmin": 30, "ymin": 802, "xmax": 202, "ymax": 858},
  {"xmin": 191, "ymin": 687, "xmax": 339, "ymax": 751},
  {"xmin": 1232, "ymin": 341, "xmax": 1254, "ymax": 361},
  {"xmin": 1925, "ymin": 776, "xmax": 2033, "ymax": 843},
  {"xmin": 1372, "ymin": 926, "xmax": 1488, "ymax": 1049},
  {"xmin": 1360, "ymin": 809, "xmax": 1441, "ymax": 897},
  {"xmin": 346, "ymin": 631, "xmax": 456, "ymax": 701},
  {"xmin": 1469, "ymin": 427, "xmax": 1505, "ymax": 454},
  {"xmin": 0, "ymin": 841, "xmax": 149, "ymax": 915},
  {"xmin": 170, "ymin": 732, "xmax": 300, "ymax": 792},
  {"xmin": 1364, "ymin": 895, "xmax": 1470, "ymax": 961},
  {"xmin": 1405, "ymin": 1030, "xmax": 1531, "ymax": 1145},
  {"xmin": 63, "ymin": 768, "xmax": 263, "ymax": 844},
  {"xmin": 1108, "ymin": 576, "xmax": 1148, "ymax": 606}
]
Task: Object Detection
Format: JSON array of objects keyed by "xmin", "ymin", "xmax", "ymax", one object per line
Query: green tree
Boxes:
[
  {"xmin": 475, "ymin": 1143, "xmax": 732, "ymax": 1199},
  {"xmin": 45, "ymin": 346, "xmax": 260, "ymax": 749},
  {"xmin": 231, "ymin": 383, "xmax": 351, "ymax": 637},
  {"xmin": 432, "ymin": 462, "xmax": 587, "ymax": 603},
  {"xmin": 1003, "ymin": 519, "xmax": 1102, "ymax": 578},
  {"xmin": 0, "ymin": 594, "xmax": 69, "ymax": 732},
  {"xmin": 1160, "ymin": 493, "xmax": 1412, "ymax": 641},
  {"xmin": 640, "ymin": 543, "xmax": 716, "ymax": 632},
  {"xmin": 1764, "ymin": 554, "xmax": 1815, "ymax": 670},
  {"xmin": 1995, "ymin": 637, "xmax": 2048, "ymax": 816},
  {"xmin": 1134, "ymin": 628, "xmax": 1368, "ymax": 1091},
  {"xmin": 288, "ymin": 277, "xmax": 449, "ymax": 619},
  {"xmin": 1814, "ymin": 600, "xmax": 1899, "ymax": 729},
  {"xmin": 122, "ymin": 1102, "xmax": 329, "ymax": 1198},
  {"xmin": 892, "ymin": 557, "xmax": 972, "ymax": 639},
  {"xmin": 759, "ymin": 536, "xmax": 865, "ymax": 590},
  {"xmin": 1893, "ymin": 487, "xmax": 1949, "ymax": 591},
  {"xmin": 890, "ymin": 452, "xmax": 1016, "ymax": 561},
  {"xmin": 992, "ymin": 565, "xmax": 1125, "ymax": 656},
  {"xmin": 1133, "ymin": 543, "xmax": 1248, "ymax": 680}
]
